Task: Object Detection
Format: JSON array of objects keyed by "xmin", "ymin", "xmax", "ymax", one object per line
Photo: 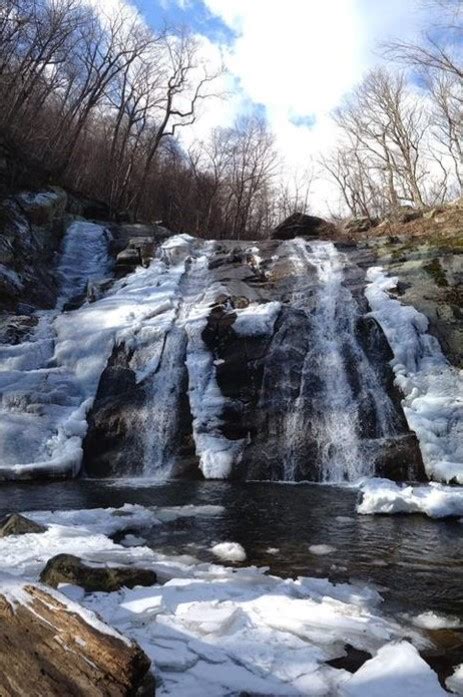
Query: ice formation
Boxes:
[
  {"xmin": 0, "ymin": 503, "xmax": 445, "ymax": 697},
  {"xmin": 358, "ymin": 478, "xmax": 463, "ymax": 518},
  {"xmin": 365, "ymin": 267, "xmax": 463, "ymax": 483}
]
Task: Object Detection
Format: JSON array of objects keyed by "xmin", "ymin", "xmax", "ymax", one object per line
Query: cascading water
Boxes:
[
  {"xmin": 0, "ymin": 221, "xmax": 111, "ymax": 477},
  {"xmin": 0, "ymin": 223, "xmax": 427, "ymax": 483},
  {"xmin": 284, "ymin": 240, "xmax": 402, "ymax": 482}
]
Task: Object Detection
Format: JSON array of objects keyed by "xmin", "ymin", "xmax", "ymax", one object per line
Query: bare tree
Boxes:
[{"xmin": 333, "ymin": 68, "xmax": 429, "ymax": 210}]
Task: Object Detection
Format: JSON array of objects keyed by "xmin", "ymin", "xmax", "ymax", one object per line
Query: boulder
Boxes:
[
  {"xmin": 40, "ymin": 554, "xmax": 157, "ymax": 592},
  {"xmin": 344, "ymin": 216, "xmax": 378, "ymax": 233},
  {"xmin": 387, "ymin": 206, "xmax": 423, "ymax": 224},
  {"xmin": 272, "ymin": 213, "xmax": 336, "ymax": 240},
  {"xmin": 17, "ymin": 188, "xmax": 67, "ymax": 227},
  {"xmin": 0, "ymin": 582, "xmax": 152, "ymax": 696},
  {"xmin": 374, "ymin": 434, "xmax": 426, "ymax": 482},
  {"xmin": 0, "ymin": 513, "xmax": 47, "ymax": 537}
]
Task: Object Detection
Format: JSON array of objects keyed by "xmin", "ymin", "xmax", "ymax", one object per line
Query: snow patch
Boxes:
[{"xmin": 233, "ymin": 301, "xmax": 281, "ymax": 336}]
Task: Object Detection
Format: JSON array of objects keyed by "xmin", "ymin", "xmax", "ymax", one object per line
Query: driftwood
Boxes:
[{"xmin": 0, "ymin": 583, "xmax": 152, "ymax": 696}]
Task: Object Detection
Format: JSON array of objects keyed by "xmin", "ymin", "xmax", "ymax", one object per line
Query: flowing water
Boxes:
[
  {"xmin": 0, "ymin": 479, "xmax": 462, "ymax": 619},
  {"xmin": 284, "ymin": 241, "xmax": 401, "ymax": 482},
  {"xmin": 0, "ymin": 222, "xmax": 112, "ymax": 474}
]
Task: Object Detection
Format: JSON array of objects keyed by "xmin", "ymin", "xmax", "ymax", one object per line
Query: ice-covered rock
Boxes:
[
  {"xmin": 365, "ymin": 267, "xmax": 463, "ymax": 483},
  {"xmin": 358, "ymin": 478, "xmax": 463, "ymax": 518}
]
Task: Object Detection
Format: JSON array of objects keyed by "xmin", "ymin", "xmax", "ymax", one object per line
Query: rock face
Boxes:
[
  {"xmin": 0, "ymin": 188, "xmax": 68, "ymax": 312},
  {"xmin": 0, "ymin": 582, "xmax": 152, "ymax": 696},
  {"xmin": 83, "ymin": 343, "xmax": 147, "ymax": 478},
  {"xmin": 0, "ymin": 513, "xmax": 47, "ymax": 537},
  {"xmin": 375, "ymin": 236, "xmax": 463, "ymax": 368},
  {"xmin": 272, "ymin": 213, "xmax": 336, "ymax": 240},
  {"xmin": 82, "ymin": 235, "xmax": 425, "ymax": 483},
  {"xmin": 40, "ymin": 554, "xmax": 157, "ymax": 592}
]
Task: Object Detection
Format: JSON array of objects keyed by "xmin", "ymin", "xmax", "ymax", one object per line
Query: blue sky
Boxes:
[
  {"xmin": 117, "ymin": 0, "xmax": 442, "ymax": 212},
  {"xmin": 132, "ymin": 0, "xmax": 235, "ymax": 43}
]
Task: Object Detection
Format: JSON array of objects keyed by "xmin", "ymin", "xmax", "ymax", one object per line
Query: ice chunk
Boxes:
[
  {"xmin": 309, "ymin": 544, "xmax": 336, "ymax": 556},
  {"xmin": 343, "ymin": 641, "xmax": 448, "ymax": 696},
  {"xmin": 358, "ymin": 478, "xmax": 463, "ymax": 518},
  {"xmin": 211, "ymin": 542, "xmax": 247, "ymax": 562}
]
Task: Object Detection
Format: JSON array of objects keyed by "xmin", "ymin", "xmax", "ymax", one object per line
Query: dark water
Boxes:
[{"xmin": 1, "ymin": 479, "xmax": 462, "ymax": 619}]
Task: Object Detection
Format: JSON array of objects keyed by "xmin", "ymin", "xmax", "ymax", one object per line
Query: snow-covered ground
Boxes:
[
  {"xmin": 365, "ymin": 267, "xmax": 463, "ymax": 484},
  {"xmin": 358, "ymin": 478, "xmax": 463, "ymax": 518},
  {"xmin": 0, "ymin": 502, "xmax": 456, "ymax": 696}
]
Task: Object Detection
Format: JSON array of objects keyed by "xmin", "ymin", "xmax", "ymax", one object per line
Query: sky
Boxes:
[{"xmin": 117, "ymin": 0, "xmax": 439, "ymax": 213}]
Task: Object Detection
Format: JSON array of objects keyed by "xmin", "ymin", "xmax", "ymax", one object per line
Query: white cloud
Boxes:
[
  {"xmin": 182, "ymin": 0, "xmax": 437, "ymax": 214},
  {"xmin": 95, "ymin": 0, "xmax": 440, "ymax": 215}
]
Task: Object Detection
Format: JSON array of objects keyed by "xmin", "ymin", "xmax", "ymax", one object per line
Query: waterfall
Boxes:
[
  {"xmin": 283, "ymin": 241, "xmax": 401, "ymax": 482},
  {"xmin": 0, "ymin": 221, "xmax": 111, "ymax": 478},
  {"xmin": 0, "ymin": 225, "xmax": 425, "ymax": 483},
  {"xmin": 56, "ymin": 221, "xmax": 111, "ymax": 308}
]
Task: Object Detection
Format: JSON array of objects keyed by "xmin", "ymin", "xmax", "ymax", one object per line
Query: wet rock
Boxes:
[
  {"xmin": 40, "ymin": 554, "xmax": 157, "ymax": 592},
  {"xmin": 0, "ymin": 314, "xmax": 38, "ymax": 344},
  {"xmin": 272, "ymin": 213, "xmax": 336, "ymax": 240},
  {"xmin": 84, "ymin": 327, "xmax": 200, "ymax": 479},
  {"xmin": 374, "ymin": 434, "xmax": 426, "ymax": 482},
  {"xmin": 0, "ymin": 235, "xmax": 14, "ymax": 264},
  {"xmin": 83, "ymin": 343, "xmax": 147, "ymax": 477},
  {"xmin": 0, "ymin": 513, "xmax": 47, "ymax": 537},
  {"xmin": 116, "ymin": 247, "xmax": 142, "ymax": 269},
  {"xmin": 0, "ymin": 193, "xmax": 66, "ymax": 312},
  {"xmin": 327, "ymin": 645, "xmax": 372, "ymax": 673},
  {"xmin": 0, "ymin": 583, "xmax": 152, "ymax": 696}
]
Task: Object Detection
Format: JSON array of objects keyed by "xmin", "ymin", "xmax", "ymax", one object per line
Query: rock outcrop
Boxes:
[
  {"xmin": 0, "ymin": 582, "xmax": 152, "ymax": 696},
  {"xmin": 0, "ymin": 188, "xmax": 68, "ymax": 311},
  {"xmin": 40, "ymin": 554, "xmax": 157, "ymax": 592},
  {"xmin": 272, "ymin": 213, "xmax": 336, "ymax": 240},
  {"xmin": 0, "ymin": 513, "xmax": 47, "ymax": 537}
]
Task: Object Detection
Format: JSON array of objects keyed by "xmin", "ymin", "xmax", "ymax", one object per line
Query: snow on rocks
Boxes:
[
  {"xmin": 447, "ymin": 664, "xmax": 463, "ymax": 695},
  {"xmin": 211, "ymin": 542, "xmax": 247, "ymax": 562},
  {"xmin": 232, "ymin": 300, "xmax": 281, "ymax": 337},
  {"xmin": 0, "ymin": 230, "xmax": 218, "ymax": 480},
  {"xmin": 0, "ymin": 502, "xmax": 442, "ymax": 697},
  {"xmin": 358, "ymin": 478, "xmax": 463, "ymax": 518},
  {"xmin": 341, "ymin": 641, "xmax": 448, "ymax": 697},
  {"xmin": 0, "ymin": 576, "xmax": 151, "ymax": 695},
  {"xmin": 365, "ymin": 267, "xmax": 463, "ymax": 484}
]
